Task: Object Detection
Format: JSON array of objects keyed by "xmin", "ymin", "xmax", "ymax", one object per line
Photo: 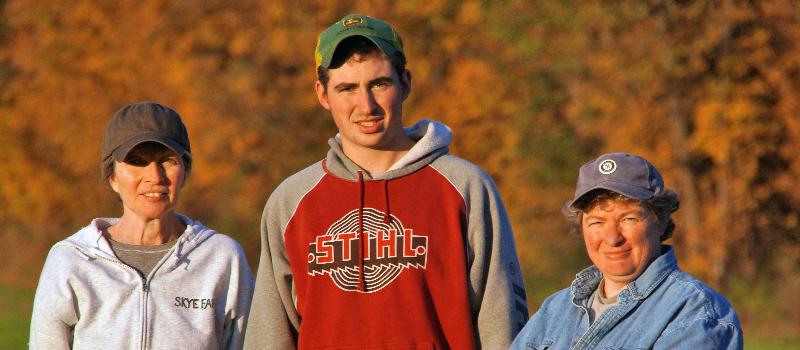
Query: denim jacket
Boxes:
[{"xmin": 511, "ymin": 246, "xmax": 742, "ymax": 350}]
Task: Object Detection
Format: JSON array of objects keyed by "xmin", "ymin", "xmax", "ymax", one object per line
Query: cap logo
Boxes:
[
  {"xmin": 343, "ymin": 17, "xmax": 363, "ymax": 27},
  {"xmin": 598, "ymin": 159, "xmax": 617, "ymax": 174}
]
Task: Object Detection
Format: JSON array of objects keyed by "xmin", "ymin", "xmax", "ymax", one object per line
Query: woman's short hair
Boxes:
[{"xmin": 563, "ymin": 188, "xmax": 680, "ymax": 241}]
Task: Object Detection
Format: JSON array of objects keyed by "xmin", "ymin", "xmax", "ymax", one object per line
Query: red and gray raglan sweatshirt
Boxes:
[{"xmin": 244, "ymin": 120, "xmax": 528, "ymax": 350}]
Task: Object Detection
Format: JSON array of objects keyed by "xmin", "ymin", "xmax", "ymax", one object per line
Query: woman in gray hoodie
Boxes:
[{"xmin": 29, "ymin": 101, "xmax": 254, "ymax": 350}]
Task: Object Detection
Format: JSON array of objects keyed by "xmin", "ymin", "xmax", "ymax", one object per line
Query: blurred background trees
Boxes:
[{"xmin": 1, "ymin": 0, "xmax": 798, "ymax": 347}]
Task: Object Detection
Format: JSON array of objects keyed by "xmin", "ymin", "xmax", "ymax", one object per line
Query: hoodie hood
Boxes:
[
  {"xmin": 325, "ymin": 119, "xmax": 452, "ymax": 180},
  {"xmin": 61, "ymin": 214, "xmax": 217, "ymax": 268}
]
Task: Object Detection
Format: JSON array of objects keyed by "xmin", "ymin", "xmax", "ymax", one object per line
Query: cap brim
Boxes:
[
  {"xmin": 568, "ymin": 180, "xmax": 655, "ymax": 208},
  {"xmin": 110, "ymin": 132, "xmax": 189, "ymax": 161}
]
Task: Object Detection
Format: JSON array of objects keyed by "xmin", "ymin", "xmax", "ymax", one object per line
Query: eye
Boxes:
[
  {"xmin": 162, "ymin": 156, "xmax": 181, "ymax": 166},
  {"xmin": 335, "ymin": 84, "xmax": 358, "ymax": 93},
  {"xmin": 125, "ymin": 156, "xmax": 149, "ymax": 167},
  {"xmin": 621, "ymin": 216, "xmax": 641, "ymax": 225},
  {"xmin": 373, "ymin": 80, "xmax": 395, "ymax": 91},
  {"xmin": 585, "ymin": 220, "xmax": 602, "ymax": 227}
]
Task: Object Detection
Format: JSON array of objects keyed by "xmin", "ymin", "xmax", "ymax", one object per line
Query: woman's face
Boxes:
[
  {"xmin": 109, "ymin": 142, "xmax": 185, "ymax": 221},
  {"xmin": 581, "ymin": 199, "xmax": 664, "ymax": 296}
]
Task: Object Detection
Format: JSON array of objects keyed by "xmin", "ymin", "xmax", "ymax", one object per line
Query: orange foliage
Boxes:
[{"xmin": 1, "ymin": 0, "xmax": 799, "ymax": 338}]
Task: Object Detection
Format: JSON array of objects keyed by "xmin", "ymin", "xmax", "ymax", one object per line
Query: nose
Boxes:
[
  {"xmin": 143, "ymin": 161, "xmax": 166, "ymax": 184},
  {"xmin": 602, "ymin": 224, "xmax": 625, "ymax": 246},
  {"xmin": 356, "ymin": 89, "xmax": 379, "ymax": 115}
]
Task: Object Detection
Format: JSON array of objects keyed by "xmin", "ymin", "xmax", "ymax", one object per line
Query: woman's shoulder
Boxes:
[
  {"xmin": 180, "ymin": 216, "xmax": 247, "ymax": 255},
  {"xmin": 47, "ymin": 219, "xmax": 109, "ymax": 258},
  {"xmin": 204, "ymin": 231, "xmax": 246, "ymax": 252},
  {"xmin": 657, "ymin": 269, "xmax": 740, "ymax": 325}
]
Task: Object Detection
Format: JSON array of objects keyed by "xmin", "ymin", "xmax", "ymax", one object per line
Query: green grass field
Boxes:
[
  {"xmin": 3, "ymin": 284, "xmax": 797, "ymax": 349},
  {"xmin": 0, "ymin": 286, "xmax": 33, "ymax": 349}
]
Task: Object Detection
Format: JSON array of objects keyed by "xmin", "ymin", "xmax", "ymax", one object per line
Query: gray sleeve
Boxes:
[
  {"xmin": 431, "ymin": 156, "xmax": 529, "ymax": 349},
  {"xmin": 221, "ymin": 238, "xmax": 255, "ymax": 350},
  {"xmin": 29, "ymin": 245, "xmax": 78, "ymax": 350},
  {"xmin": 243, "ymin": 163, "xmax": 325, "ymax": 350}
]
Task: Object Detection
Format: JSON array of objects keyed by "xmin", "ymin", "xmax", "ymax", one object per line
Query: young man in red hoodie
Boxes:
[{"xmin": 245, "ymin": 14, "xmax": 528, "ymax": 349}]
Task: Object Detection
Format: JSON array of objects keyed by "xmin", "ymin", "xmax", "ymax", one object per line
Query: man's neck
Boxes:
[{"xmin": 341, "ymin": 138, "xmax": 415, "ymax": 174}]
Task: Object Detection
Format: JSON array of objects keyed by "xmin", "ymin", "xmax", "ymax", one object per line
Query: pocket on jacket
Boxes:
[{"xmin": 521, "ymin": 339, "xmax": 554, "ymax": 350}]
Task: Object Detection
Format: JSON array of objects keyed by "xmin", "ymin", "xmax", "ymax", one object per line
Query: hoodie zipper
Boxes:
[
  {"xmin": 94, "ymin": 238, "xmax": 183, "ymax": 350},
  {"xmin": 92, "ymin": 255, "xmax": 150, "ymax": 349},
  {"xmin": 141, "ymin": 280, "xmax": 150, "ymax": 350}
]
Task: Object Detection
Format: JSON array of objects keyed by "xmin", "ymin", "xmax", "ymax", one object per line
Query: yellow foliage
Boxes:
[{"xmin": 0, "ymin": 0, "xmax": 798, "ymax": 338}]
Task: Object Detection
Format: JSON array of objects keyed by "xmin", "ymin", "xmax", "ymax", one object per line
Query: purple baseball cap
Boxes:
[{"xmin": 568, "ymin": 152, "xmax": 664, "ymax": 208}]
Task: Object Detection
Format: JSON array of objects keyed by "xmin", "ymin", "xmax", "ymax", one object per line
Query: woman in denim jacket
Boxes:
[{"xmin": 512, "ymin": 152, "xmax": 742, "ymax": 350}]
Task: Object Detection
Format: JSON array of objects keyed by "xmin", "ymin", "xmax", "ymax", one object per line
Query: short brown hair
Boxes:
[
  {"xmin": 563, "ymin": 188, "xmax": 680, "ymax": 241},
  {"xmin": 316, "ymin": 36, "xmax": 407, "ymax": 89}
]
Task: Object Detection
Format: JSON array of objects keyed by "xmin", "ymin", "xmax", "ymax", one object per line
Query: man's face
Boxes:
[
  {"xmin": 315, "ymin": 52, "xmax": 410, "ymax": 155},
  {"xmin": 581, "ymin": 198, "xmax": 664, "ymax": 295}
]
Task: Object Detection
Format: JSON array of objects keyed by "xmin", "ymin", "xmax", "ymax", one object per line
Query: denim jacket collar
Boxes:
[{"xmin": 571, "ymin": 245, "xmax": 678, "ymax": 305}]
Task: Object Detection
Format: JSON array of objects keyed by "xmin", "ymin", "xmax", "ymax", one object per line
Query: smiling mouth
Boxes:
[
  {"xmin": 354, "ymin": 117, "xmax": 383, "ymax": 128},
  {"xmin": 604, "ymin": 250, "xmax": 631, "ymax": 259},
  {"xmin": 142, "ymin": 192, "xmax": 166, "ymax": 199}
]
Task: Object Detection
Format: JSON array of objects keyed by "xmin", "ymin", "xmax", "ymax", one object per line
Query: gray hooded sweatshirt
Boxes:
[
  {"xmin": 244, "ymin": 120, "xmax": 529, "ymax": 349},
  {"xmin": 29, "ymin": 215, "xmax": 254, "ymax": 350}
]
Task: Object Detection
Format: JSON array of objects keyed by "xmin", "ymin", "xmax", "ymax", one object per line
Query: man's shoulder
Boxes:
[
  {"xmin": 429, "ymin": 154, "xmax": 493, "ymax": 183},
  {"xmin": 269, "ymin": 160, "xmax": 326, "ymax": 198},
  {"xmin": 263, "ymin": 160, "xmax": 327, "ymax": 220}
]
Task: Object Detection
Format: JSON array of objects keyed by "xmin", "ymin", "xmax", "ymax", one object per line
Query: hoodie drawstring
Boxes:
[
  {"xmin": 356, "ymin": 173, "xmax": 393, "ymax": 293},
  {"xmin": 383, "ymin": 180, "xmax": 391, "ymax": 224},
  {"xmin": 357, "ymin": 171, "xmax": 366, "ymax": 292}
]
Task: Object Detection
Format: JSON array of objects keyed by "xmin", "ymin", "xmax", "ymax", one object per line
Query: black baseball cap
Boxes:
[
  {"xmin": 101, "ymin": 101, "xmax": 191, "ymax": 162},
  {"xmin": 568, "ymin": 152, "xmax": 664, "ymax": 208}
]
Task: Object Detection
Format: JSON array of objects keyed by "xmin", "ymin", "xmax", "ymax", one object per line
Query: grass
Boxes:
[
  {"xmin": 0, "ymin": 286, "xmax": 33, "ymax": 349},
  {"xmin": 745, "ymin": 338, "xmax": 800, "ymax": 350}
]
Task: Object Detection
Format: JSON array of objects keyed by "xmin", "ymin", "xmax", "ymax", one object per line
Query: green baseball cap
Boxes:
[{"xmin": 315, "ymin": 14, "xmax": 404, "ymax": 70}]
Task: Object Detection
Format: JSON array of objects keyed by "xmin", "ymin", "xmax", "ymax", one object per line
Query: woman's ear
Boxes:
[{"xmin": 108, "ymin": 164, "xmax": 120, "ymax": 194}]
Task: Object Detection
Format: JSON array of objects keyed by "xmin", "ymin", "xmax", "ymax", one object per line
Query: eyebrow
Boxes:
[
  {"xmin": 583, "ymin": 208, "xmax": 644, "ymax": 221},
  {"xmin": 333, "ymin": 82, "xmax": 358, "ymax": 92},
  {"xmin": 332, "ymin": 76, "xmax": 394, "ymax": 92},
  {"xmin": 368, "ymin": 76, "xmax": 393, "ymax": 87}
]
